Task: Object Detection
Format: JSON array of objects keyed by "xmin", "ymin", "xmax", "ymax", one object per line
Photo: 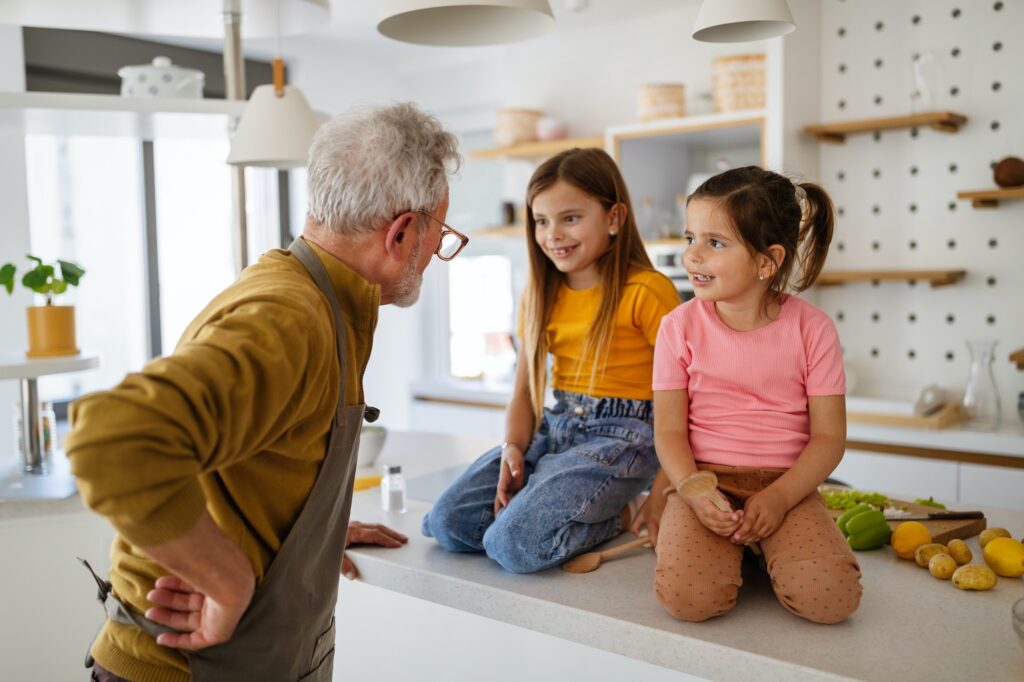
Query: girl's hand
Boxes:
[
  {"xmin": 733, "ymin": 488, "xmax": 788, "ymax": 545},
  {"xmin": 494, "ymin": 445, "xmax": 526, "ymax": 516},
  {"xmin": 685, "ymin": 494, "xmax": 743, "ymax": 537},
  {"xmin": 630, "ymin": 491, "xmax": 666, "ymax": 546}
]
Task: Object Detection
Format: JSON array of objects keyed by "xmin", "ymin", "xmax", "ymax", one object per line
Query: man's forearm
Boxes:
[{"xmin": 142, "ymin": 511, "xmax": 255, "ymax": 609}]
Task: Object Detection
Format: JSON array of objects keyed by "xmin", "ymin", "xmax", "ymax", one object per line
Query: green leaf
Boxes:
[
  {"xmin": 52, "ymin": 279, "xmax": 68, "ymax": 294},
  {"xmin": 0, "ymin": 264, "xmax": 14, "ymax": 294},
  {"xmin": 22, "ymin": 269, "xmax": 48, "ymax": 292},
  {"xmin": 26, "ymin": 254, "xmax": 42, "ymax": 265},
  {"xmin": 58, "ymin": 260, "xmax": 85, "ymax": 286}
]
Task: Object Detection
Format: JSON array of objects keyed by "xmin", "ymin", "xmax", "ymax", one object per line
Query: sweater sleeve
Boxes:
[{"xmin": 65, "ymin": 297, "xmax": 334, "ymax": 547}]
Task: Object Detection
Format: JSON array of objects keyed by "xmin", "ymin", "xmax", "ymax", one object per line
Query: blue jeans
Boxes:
[{"xmin": 421, "ymin": 390, "xmax": 659, "ymax": 573}]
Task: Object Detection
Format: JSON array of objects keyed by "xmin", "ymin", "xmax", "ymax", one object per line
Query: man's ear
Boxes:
[{"xmin": 384, "ymin": 212, "xmax": 416, "ymax": 258}]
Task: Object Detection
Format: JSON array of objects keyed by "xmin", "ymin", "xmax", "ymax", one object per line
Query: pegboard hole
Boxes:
[
  {"xmin": 912, "ymin": 14, "xmax": 921, "ymax": 25},
  {"xmin": 947, "ymin": 239, "xmax": 957, "ymax": 250},
  {"xmin": 871, "ymin": 312, "xmax": 880, "ymax": 323},
  {"xmin": 948, "ymin": 163, "xmax": 958, "ymax": 174},
  {"xmin": 870, "ymin": 240, "xmax": 880, "ymax": 250},
  {"xmin": 952, "ymin": 8, "xmax": 962, "ymax": 19},
  {"xmin": 910, "ymin": 127, "xmax": 919, "ymax": 138},
  {"xmin": 870, "ymin": 348, "xmax": 879, "ymax": 358},
  {"xmin": 908, "ymin": 239, "xmax": 918, "ymax": 250},
  {"xmin": 838, "ymin": 63, "xmax": 847, "ymax": 74},
  {"xmin": 874, "ymin": 21, "xmax": 884, "ymax": 31},
  {"xmin": 874, "ymin": 58, "xmax": 883, "ymax": 69},
  {"xmin": 948, "ymin": 201, "xmax": 957, "ymax": 212},
  {"xmin": 837, "ymin": 170, "xmax": 846, "ymax": 181},
  {"xmin": 836, "ymin": 311, "xmax": 845, "ymax": 322},
  {"xmin": 994, "ymin": 1, "xmax": 1003, "ymax": 10},
  {"xmin": 951, "ymin": 47, "xmax": 961, "ymax": 58},
  {"xmin": 836, "ymin": 241, "xmax": 845, "ymax": 251},
  {"xmin": 946, "ymin": 314, "xmax": 956, "ymax": 324},
  {"xmin": 872, "ymin": 205, "xmax": 881, "ymax": 215},
  {"xmin": 987, "ymin": 315, "xmax": 997, "ymax": 325},
  {"xmin": 837, "ymin": 206, "xmax": 846, "ymax": 217},
  {"xmin": 908, "ymin": 313, "xmax": 917, "ymax": 323},
  {"xmin": 945, "ymin": 351, "xmax": 955, "ymax": 362},
  {"xmin": 838, "ymin": 27, "xmax": 846, "ymax": 37},
  {"xmin": 910, "ymin": 165, "xmax": 919, "ymax": 176},
  {"xmin": 908, "ymin": 203, "xmax": 917, "ymax": 213},
  {"xmin": 993, "ymin": 41, "xmax": 1003, "ymax": 52},
  {"xmin": 907, "ymin": 349, "xmax": 917, "ymax": 360},
  {"xmin": 872, "ymin": 168, "xmax": 881, "ymax": 178},
  {"xmin": 987, "ymin": 276, "xmax": 997, "ymax": 287},
  {"xmin": 988, "ymin": 238, "xmax": 998, "ymax": 248},
  {"xmin": 838, "ymin": 99, "xmax": 847, "ymax": 110},
  {"xmin": 991, "ymin": 120, "xmax": 1001, "ymax": 131},
  {"xmin": 992, "ymin": 81, "xmax": 1002, "ymax": 92},
  {"xmin": 950, "ymin": 86, "xmax": 960, "ymax": 97}
]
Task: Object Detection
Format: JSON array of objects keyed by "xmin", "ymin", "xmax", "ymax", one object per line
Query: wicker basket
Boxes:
[
  {"xmin": 495, "ymin": 108, "xmax": 543, "ymax": 148},
  {"xmin": 637, "ymin": 83, "xmax": 686, "ymax": 121},
  {"xmin": 712, "ymin": 53, "xmax": 765, "ymax": 112}
]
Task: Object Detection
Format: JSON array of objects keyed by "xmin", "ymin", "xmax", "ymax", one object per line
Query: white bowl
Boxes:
[{"xmin": 356, "ymin": 426, "xmax": 387, "ymax": 468}]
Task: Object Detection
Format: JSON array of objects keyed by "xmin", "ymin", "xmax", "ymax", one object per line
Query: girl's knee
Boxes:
[
  {"xmin": 772, "ymin": 555, "xmax": 862, "ymax": 624},
  {"xmin": 654, "ymin": 570, "xmax": 738, "ymax": 622},
  {"xmin": 482, "ymin": 518, "xmax": 552, "ymax": 573},
  {"xmin": 422, "ymin": 498, "xmax": 487, "ymax": 553}
]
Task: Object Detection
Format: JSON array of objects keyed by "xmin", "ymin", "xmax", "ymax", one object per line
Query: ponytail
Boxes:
[{"xmin": 793, "ymin": 182, "xmax": 835, "ymax": 291}]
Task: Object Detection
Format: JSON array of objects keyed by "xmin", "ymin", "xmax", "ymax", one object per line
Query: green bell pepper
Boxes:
[
  {"xmin": 836, "ymin": 504, "xmax": 873, "ymax": 538},
  {"xmin": 844, "ymin": 509, "xmax": 892, "ymax": 550}
]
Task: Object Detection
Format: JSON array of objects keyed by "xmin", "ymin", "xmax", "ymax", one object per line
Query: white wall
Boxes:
[{"xmin": 0, "ymin": 26, "xmax": 31, "ymax": 460}]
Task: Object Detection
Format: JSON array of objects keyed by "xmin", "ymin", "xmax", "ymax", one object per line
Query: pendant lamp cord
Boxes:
[{"xmin": 273, "ymin": 0, "xmax": 285, "ymax": 97}]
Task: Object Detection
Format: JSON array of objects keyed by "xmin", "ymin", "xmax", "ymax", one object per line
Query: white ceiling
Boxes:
[{"xmin": 143, "ymin": 0, "xmax": 698, "ymax": 60}]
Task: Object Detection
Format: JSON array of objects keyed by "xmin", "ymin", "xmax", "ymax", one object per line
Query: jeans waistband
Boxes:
[{"xmin": 552, "ymin": 390, "xmax": 652, "ymax": 422}]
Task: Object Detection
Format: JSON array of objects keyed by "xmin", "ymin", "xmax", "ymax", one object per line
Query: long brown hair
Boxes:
[
  {"xmin": 521, "ymin": 147, "xmax": 654, "ymax": 425},
  {"xmin": 689, "ymin": 165, "xmax": 834, "ymax": 301}
]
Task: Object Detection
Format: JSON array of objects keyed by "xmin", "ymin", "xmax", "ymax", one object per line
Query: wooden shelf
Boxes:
[
  {"xmin": 474, "ymin": 224, "xmax": 525, "ymax": 238},
  {"xmin": 816, "ymin": 269, "xmax": 966, "ymax": 288},
  {"xmin": 804, "ymin": 111, "xmax": 967, "ymax": 143},
  {"xmin": 469, "ymin": 136, "xmax": 605, "ymax": 160},
  {"xmin": 956, "ymin": 187, "xmax": 1024, "ymax": 208},
  {"xmin": 1011, "ymin": 347, "xmax": 1024, "ymax": 371}
]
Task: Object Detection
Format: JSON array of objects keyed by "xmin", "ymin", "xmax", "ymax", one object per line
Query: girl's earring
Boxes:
[{"xmin": 759, "ymin": 274, "xmax": 765, "ymax": 281}]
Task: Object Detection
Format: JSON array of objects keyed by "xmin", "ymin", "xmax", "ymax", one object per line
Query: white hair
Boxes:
[{"xmin": 306, "ymin": 102, "xmax": 461, "ymax": 235}]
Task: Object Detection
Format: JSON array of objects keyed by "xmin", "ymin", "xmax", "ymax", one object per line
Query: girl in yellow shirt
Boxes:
[{"xmin": 422, "ymin": 148, "xmax": 680, "ymax": 572}]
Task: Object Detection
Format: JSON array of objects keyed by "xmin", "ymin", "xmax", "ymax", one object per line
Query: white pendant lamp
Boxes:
[
  {"xmin": 378, "ymin": 0, "xmax": 555, "ymax": 46},
  {"xmin": 227, "ymin": 2, "xmax": 320, "ymax": 168},
  {"xmin": 692, "ymin": 0, "xmax": 796, "ymax": 43}
]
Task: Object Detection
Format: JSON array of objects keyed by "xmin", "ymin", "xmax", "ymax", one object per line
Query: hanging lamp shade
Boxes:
[
  {"xmin": 227, "ymin": 83, "xmax": 320, "ymax": 168},
  {"xmin": 377, "ymin": 0, "xmax": 555, "ymax": 46},
  {"xmin": 0, "ymin": 0, "xmax": 329, "ymax": 38},
  {"xmin": 692, "ymin": 0, "xmax": 795, "ymax": 43}
]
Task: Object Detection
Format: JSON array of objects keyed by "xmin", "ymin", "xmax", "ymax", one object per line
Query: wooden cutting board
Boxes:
[{"xmin": 828, "ymin": 498, "xmax": 987, "ymax": 545}]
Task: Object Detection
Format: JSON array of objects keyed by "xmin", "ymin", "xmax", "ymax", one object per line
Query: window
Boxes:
[
  {"xmin": 448, "ymin": 255, "xmax": 516, "ymax": 381},
  {"xmin": 24, "ymin": 135, "xmax": 148, "ymax": 401}
]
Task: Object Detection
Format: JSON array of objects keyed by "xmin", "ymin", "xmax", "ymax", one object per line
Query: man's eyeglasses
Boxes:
[{"xmin": 414, "ymin": 209, "xmax": 469, "ymax": 261}]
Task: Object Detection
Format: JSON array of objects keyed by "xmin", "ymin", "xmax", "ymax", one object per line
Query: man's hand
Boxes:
[
  {"xmin": 140, "ymin": 511, "xmax": 256, "ymax": 651},
  {"xmin": 732, "ymin": 487, "xmax": 788, "ymax": 545},
  {"xmin": 494, "ymin": 444, "xmax": 526, "ymax": 516},
  {"xmin": 341, "ymin": 521, "xmax": 408, "ymax": 580},
  {"xmin": 146, "ymin": 573, "xmax": 254, "ymax": 650}
]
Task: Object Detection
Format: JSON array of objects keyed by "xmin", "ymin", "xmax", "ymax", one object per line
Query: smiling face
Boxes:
[
  {"xmin": 683, "ymin": 197, "xmax": 766, "ymax": 307},
  {"xmin": 531, "ymin": 180, "xmax": 618, "ymax": 290}
]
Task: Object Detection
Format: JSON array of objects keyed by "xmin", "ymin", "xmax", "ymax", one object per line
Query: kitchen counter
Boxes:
[
  {"xmin": 3, "ymin": 431, "xmax": 1022, "ymax": 681},
  {"xmin": 349, "ymin": 432, "xmax": 1024, "ymax": 682}
]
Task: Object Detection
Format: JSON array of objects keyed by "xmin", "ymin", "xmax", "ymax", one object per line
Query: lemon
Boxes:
[
  {"xmin": 891, "ymin": 521, "xmax": 932, "ymax": 560},
  {"xmin": 982, "ymin": 537, "xmax": 1024, "ymax": 578}
]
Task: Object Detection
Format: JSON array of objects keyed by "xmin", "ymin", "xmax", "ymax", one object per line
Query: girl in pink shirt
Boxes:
[{"xmin": 646, "ymin": 166, "xmax": 862, "ymax": 624}]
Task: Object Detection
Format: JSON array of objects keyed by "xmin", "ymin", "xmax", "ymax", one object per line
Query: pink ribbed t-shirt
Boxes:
[{"xmin": 653, "ymin": 296, "xmax": 845, "ymax": 468}]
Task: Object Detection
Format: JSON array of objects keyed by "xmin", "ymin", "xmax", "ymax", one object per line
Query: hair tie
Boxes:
[{"xmin": 793, "ymin": 183, "xmax": 807, "ymax": 204}]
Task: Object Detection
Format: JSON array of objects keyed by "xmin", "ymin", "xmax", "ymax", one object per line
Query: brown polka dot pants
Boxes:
[{"xmin": 654, "ymin": 464, "xmax": 862, "ymax": 624}]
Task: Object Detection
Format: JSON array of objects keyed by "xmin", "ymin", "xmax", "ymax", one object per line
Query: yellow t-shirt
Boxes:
[
  {"xmin": 65, "ymin": 239, "xmax": 379, "ymax": 682},
  {"xmin": 525, "ymin": 269, "xmax": 680, "ymax": 400}
]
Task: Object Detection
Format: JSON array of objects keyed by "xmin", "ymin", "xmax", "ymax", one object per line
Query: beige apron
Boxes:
[{"xmin": 83, "ymin": 237, "xmax": 371, "ymax": 681}]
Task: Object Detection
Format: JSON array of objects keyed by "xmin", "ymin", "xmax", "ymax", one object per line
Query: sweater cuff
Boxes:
[{"xmin": 112, "ymin": 481, "xmax": 208, "ymax": 548}]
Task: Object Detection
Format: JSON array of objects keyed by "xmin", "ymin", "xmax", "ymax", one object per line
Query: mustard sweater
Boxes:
[{"xmin": 65, "ymin": 240, "xmax": 379, "ymax": 682}]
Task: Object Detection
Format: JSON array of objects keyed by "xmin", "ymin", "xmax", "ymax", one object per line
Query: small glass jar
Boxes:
[
  {"xmin": 13, "ymin": 401, "xmax": 57, "ymax": 469},
  {"xmin": 381, "ymin": 464, "xmax": 407, "ymax": 514}
]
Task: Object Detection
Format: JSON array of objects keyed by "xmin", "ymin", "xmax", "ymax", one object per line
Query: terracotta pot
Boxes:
[{"xmin": 26, "ymin": 305, "xmax": 79, "ymax": 357}]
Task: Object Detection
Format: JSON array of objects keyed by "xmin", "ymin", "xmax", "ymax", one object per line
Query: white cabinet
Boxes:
[
  {"xmin": 0, "ymin": 511, "xmax": 115, "ymax": 679},
  {"xmin": 959, "ymin": 463, "xmax": 1024, "ymax": 512},
  {"xmin": 410, "ymin": 400, "xmax": 505, "ymax": 441},
  {"xmin": 830, "ymin": 448, "xmax": 959, "ymax": 502}
]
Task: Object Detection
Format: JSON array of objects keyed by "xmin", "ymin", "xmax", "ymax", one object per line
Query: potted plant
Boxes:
[{"xmin": 1, "ymin": 254, "xmax": 86, "ymax": 357}]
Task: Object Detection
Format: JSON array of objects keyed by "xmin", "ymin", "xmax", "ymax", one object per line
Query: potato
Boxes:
[
  {"xmin": 946, "ymin": 538, "xmax": 972, "ymax": 566},
  {"xmin": 979, "ymin": 528, "xmax": 1011, "ymax": 548},
  {"xmin": 915, "ymin": 543, "xmax": 950, "ymax": 568},
  {"xmin": 951, "ymin": 564, "xmax": 997, "ymax": 591},
  {"xmin": 928, "ymin": 554, "xmax": 957, "ymax": 580}
]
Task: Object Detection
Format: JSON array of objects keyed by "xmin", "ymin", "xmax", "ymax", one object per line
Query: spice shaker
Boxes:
[{"xmin": 381, "ymin": 464, "xmax": 407, "ymax": 513}]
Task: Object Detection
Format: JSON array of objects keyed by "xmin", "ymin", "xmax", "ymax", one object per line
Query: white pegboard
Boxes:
[{"xmin": 816, "ymin": 0, "xmax": 1024, "ymax": 422}]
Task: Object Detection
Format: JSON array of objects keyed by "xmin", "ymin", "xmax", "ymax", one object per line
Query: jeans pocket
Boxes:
[{"xmin": 577, "ymin": 423, "xmax": 641, "ymax": 466}]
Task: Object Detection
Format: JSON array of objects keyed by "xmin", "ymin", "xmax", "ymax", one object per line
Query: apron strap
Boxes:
[{"xmin": 288, "ymin": 238, "xmax": 350, "ymax": 425}]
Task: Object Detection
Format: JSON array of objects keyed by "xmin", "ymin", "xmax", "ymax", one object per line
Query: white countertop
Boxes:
[
  {"xmin": 5, "ymin": 432, "xmax": 1022, "ymax": 681},
  {"xmin": 350, "ymin": 432, "xmax": 1024, "ymax": 682}
]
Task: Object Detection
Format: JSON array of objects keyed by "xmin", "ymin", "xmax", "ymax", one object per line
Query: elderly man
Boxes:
[{"xmin": 67, "ymin": 102, "xmax": 465, "ymax": 682}]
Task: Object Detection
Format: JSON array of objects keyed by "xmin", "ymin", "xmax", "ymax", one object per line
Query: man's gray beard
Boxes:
[{"xmin": 391, "ymin": 239, "xmax": 424, "ymax": 308}]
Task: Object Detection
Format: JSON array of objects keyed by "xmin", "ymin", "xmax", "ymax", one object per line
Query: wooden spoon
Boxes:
[
  {"xmin": 677, "ymin": 471, "xmax": 762, "ymax": 556},
  {"xmin": 562, "ymin": 536, "xmax": 652, "ymax": 573}
]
